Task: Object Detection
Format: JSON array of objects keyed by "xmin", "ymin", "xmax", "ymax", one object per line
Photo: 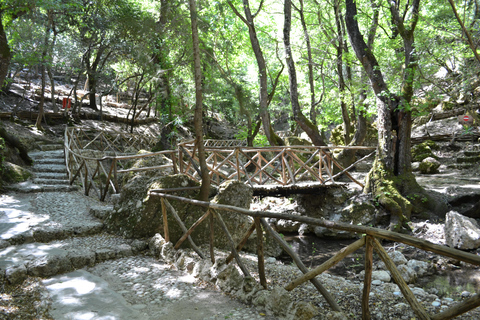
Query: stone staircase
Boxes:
[
  {"xmin": 9, "ymin": 141, "xmax": 78, "ymax": 192},
  {"xmin": 448, "ymin": 149, "xmax": 480, "ymax": 170}
]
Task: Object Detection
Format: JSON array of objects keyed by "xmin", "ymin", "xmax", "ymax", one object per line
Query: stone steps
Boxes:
[
  {"xmin": 39, "ymin": 144, "xmax": 64, "ymax": 151},
  {"xmin": 32, "ymin": 178, "xmax": 70, "ymax": 185},
  {"xmin": 10, "ymin": 139, "xmax": 78, "ymax": 193},
  {"xmin": 1, "ymin": 234, "xmax": 147, "ymax": 285}
]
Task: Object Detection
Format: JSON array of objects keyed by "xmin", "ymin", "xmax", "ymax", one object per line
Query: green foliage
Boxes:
[{"xmin": 234, "ymin": 126, "xmax": 269, "ymax": 147}]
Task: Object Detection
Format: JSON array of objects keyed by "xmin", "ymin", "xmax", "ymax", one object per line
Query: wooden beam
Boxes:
[
  {"xmin": 260, "ymin": 218, "xmax": 342, "ymax": 313},
  {"xmin": 362, "ymin": 236, "xmax": 374, "ymax": 320},
  {"xmin": 285, "ymin": 237, "xmax": 365, "ymax": 291},
  {"xmin": 174, "ymin": 209, "xmax": 211, "ymax": 250},
  {"xmin": 162, "ymin": 199, "xmax": 205, "ymax": 259},
  {"xmin": 214, "ymin": 209, "xmax": 251, "ymax": 277},
  {"xmin": 431, "ymin": 293, "xmax": 480, "ymax": 320},
  {"xmin": 226, "ymin": 222, "xmax": 256, "ymax": 264},
  {"xmin": 372, "ymin": 238, "xmax": 431, "ymax": 320},
  {"xmin": 148, "ymin": 193, "xmax": 480, "ymax": 267}
]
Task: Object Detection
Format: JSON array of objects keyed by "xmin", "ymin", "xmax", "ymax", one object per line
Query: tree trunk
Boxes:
[
  {"xmin": 284, "ymin": 0, "xmax": 327, "ymax": 147},
  {"xmin": 334, "ymin": 0, "xmax": 351, "ymax": 145},
  {"xmin": 188, "ymin": 0, "xmax": 210, "ymax": 201},
  {"xmin": 227, "ymin": 0, "xmax": 278, "ymax": 146},
  {"xmin": 335, "ymin": 0, "xmax": 379, "ymax": 168},
  {"xmin": 345, "ymin": 0, "xmax": 427, "ymax": 230},
  {"xmin": 36, "ymin": 24, "xmax": 51, "ymax": 130},
  {"xmin": 295, "ymin": 0, "xmax": 317, "ymax": 125},
  {"xmin": 87, "ymin": 72, "xmax": 98, "ymax": 111},
  {"xmin": 0, "ymin": 13, "xmax": 11, "ymax": 91}
]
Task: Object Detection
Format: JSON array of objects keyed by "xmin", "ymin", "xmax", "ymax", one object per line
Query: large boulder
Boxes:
[
  {"xmin": 2, "ymin": 162, "xmax": 31, "ymax": 183},
  {"xmin": 309, "ymin": 193, "xmax": 377, "ymax": 239},
  {"xmin": 209, "ymin": 180, "xmax": 254, "ymax": 249},
  {"xmin": 104, "ymin": 174, "xmax": 202, "ymax": 239},
  {"xmin": 445, "ymin": 211, "xmax": 480, "ymax": 249},
  {"xmin": 105, "ymin": 176, "xmax": 256, "ymax": 252}
]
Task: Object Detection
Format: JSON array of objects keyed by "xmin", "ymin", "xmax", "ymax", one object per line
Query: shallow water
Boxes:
[{"xmin": 282, "ymin": 233, "xmax": 480, "ymax": 296}]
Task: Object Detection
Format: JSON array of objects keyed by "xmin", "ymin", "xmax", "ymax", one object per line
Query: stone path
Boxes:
[{"xmin": 0, "ymin": 142, "xmax": 271, "ymax": 320}]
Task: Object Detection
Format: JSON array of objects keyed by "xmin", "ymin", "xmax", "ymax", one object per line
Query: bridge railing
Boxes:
[
  {"xmin": 149, "ymin": 191, "xmax": 480, "ymax": 320},
  {"xmin": 65, "ymin": 127, "xmax": 375, "ymax": 200},
  {"xmin": 178, "ymin": 142, "xmax": 375, "ymax": 188},
  {"xmin": 65, "ymin": 127, "xmax": 167, "ymax": 200}
]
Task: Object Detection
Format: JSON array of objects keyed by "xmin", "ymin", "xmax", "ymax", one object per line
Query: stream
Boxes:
[{"xmin": 281, "ymin": 233, "xmax": 480, "ymax": 297}]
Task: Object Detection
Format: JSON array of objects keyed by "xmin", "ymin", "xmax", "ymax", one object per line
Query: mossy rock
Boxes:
[
  {"xmin": 419, "ymin": 157, "xmax": 440, "ymax": 174},
  {"xmin": 411, "ymin": 140, "xmax": 438, "ymax": 162},
  {"xmin": 285, "ymin": 136, "xmax": 312, "ymax": 146},
  {"xmin": 329, "ymin": 124, "xmax": 354, "ymax": 146},
  {"xmin": 105, "ymin": 174, "xmax": 203, "ymax": 239},
  {"xmin": 120, "ymin": 150, "xmax": 173, "ymax": 185},
  {"xmin": 2, "ymin": 162, "xmax": 31, "ymax": 183}
]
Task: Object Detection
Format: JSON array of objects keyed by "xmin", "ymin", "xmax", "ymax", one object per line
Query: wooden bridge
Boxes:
[{"xmin": 64, "ymin": 127, "xmax": 375, "ymax": 200}]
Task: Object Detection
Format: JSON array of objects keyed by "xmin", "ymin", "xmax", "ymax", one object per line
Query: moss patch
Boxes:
[
  {"xmin": 2, "ymin": 162, "xmax": 31, "ymax": 183},
  {"xmin": 411, "ymin": 140, "xmax": 438, "ymax": 162}
]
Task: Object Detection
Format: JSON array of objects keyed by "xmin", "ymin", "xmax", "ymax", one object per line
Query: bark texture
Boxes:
[
  {"xmin": 189, "ymin": 0, "xmax": 210, "ymax": 201},
  {"xmin": 284, "ymin": 0, "xmax": 327, "ymax": 147},
  {"xmin": 345, "ymin": 0, "xmax": 426, "ymax": 228}
]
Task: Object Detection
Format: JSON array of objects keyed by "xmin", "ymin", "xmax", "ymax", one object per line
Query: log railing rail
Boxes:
[
  {"xmin": 149, "ymin": 191, "xmax": 480, "ymax": 320},
  {"xmin": 177, "ymin": 141, "xmax": 375, "ymax": 188},
  {"xmin": 65, "ymin": 127, "xmax": 375, "ymax": 200}
]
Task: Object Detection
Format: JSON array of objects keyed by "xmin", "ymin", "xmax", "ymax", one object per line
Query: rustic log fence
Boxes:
[
  {"xmin": 65, "ymin": 127, "xmax": 375, "ymax": 200},
  {"xmin": 149, "ymin": 191, "xmax": 480, "ymax": 320}
]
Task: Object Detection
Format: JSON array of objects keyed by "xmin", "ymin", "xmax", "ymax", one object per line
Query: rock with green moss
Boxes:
[
  {"xmin": 419, "ymin": 157, "xmax": 441, "ymax": 174},
  {"xmin": 2, "ymin": 162, "xmax": 31, "ymax": 183},
  {"xmin": 314, "ymin": 196, "xmax": 376, "ymax": 239},
  {"xmin": 411, "ymin": 141, "xmax": 438, "ymax": 162},
  {"xmin": 105, "ymin": 174, "xmax": 202, "ymax": 239},
  {"xmin": 105, "ymin": 175, "xmax": 256, "ymax": 252},
  {"xmin": 285, "ymin": 136, "xmax": 312, "ymax": 146}
]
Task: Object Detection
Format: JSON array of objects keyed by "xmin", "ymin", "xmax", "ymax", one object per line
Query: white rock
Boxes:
[
  {"xmin": 411, "ymin": 287, "xmax": 427, "ymax": 297},
  {"xmin": 371, "ymin": 270, "xmax": 391, "ymax": 282},
  {"xmin": 445, "ymin": 211, "xmax": 480, "ymax": 249},
  {"xmin": 407, "ymin": 259, "xmax": 429, "ymax": 277},
  {"xmin": 398, "ymin": 264, "xmax": 417, "ymax": 284}
]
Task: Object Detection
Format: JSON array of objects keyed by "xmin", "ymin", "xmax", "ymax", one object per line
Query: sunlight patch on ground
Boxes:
[
  {"xmin": 0, "ymin": 208, "xmax": 49, "ymax": 240},
  {"xmin": 47, "ymin": 278, "xmax": 97, "ymax": 296}
]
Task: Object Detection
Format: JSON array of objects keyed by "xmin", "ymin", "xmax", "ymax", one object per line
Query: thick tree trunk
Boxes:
[
  {"xmin": 345, "ymin": 0, "xmax": 426, "ymax": 230},
  {"xmin": 284, "ymin": 0, "xmax": 327, "ymax": 147},
  {"xmin": 189, "ymin": 0, "xmax": 210, "ymax": 201},
  {"xmin": 0, "ymin": 14, "xmax": 10, "ymax": 91},
  {"xmin": 87, "ymin": 72, "xmax": 98, "ymax": 111}
]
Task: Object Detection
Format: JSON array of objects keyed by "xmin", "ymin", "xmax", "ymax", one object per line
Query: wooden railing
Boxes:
[
  {"xmin": 65, "ymin": 127, "xmax": 173, "ymax": 201},
  {"xmin": 149, "ymin": 191, "xmax": 480, "ymax": 320},
  {"xmin": 65, "ymin": 127, "xmax": 375, "ymax": 200},
  {"xmin": 178, "ymin": 141, "xmax": 375, "ymax": 188}
]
